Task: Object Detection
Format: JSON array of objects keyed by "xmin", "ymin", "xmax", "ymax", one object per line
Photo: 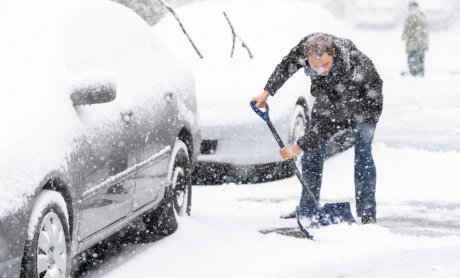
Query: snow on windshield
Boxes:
[{"xmin": 153, "ymin": 1, "xmax": 343, "ymax": 126}]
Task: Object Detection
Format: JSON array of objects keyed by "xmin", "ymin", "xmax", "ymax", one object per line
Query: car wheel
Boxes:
[
  {"xmin": 290, "ymin": 104, "xmax": 307, "ymax": 170},
  {"xmin": 142, "ymin": 140, "xmax": 191, "ymax": 237},
  {"xmin": 170, "ymin": 140, "xmax": 192, "ymax": 216},
  {"xmin": 21, "ymin": 190, "xmax": 70, "ymax": 278}
]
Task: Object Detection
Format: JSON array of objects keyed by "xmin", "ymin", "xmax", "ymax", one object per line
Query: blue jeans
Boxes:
[
  {"xmin": 408, "ymin": 50, "xmax": 425, "ymax": 77},
  {"xmin": 299, "ymin": 123, "xmax": 377, "ymax": 217}
]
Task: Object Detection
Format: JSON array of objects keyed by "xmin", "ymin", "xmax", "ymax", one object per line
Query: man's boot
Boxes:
[{"xmin": 361, "ymin": 215, "xmax": 376, "ymax": 224}]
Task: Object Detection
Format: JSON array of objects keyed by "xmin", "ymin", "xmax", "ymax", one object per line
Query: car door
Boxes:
[
  {"xmin": 121, "ymin": 35, "xmax": 177, "ymax": 211},
  {"xmin": 74, "ymin": 103, "xmax": 138, "ymax": 240},
  {"xmin": 63, "ymin": 5, "xmax": 153, "ymax": 240},
  {"xmin": 132, "ymin": 91, "xmax": 175, "ymax": 211},
  {"xmin": 130, "ymin": 32, "xmax": 199, "ymax": 210},
  {"xmin": 129, "ymin": 23, "xmax": 197, "ymax": 210}
]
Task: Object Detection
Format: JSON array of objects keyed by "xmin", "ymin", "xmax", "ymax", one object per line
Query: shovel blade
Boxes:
[{"xmin": 296, "ymin": 202, "xmax": 355, "ymax": 232}]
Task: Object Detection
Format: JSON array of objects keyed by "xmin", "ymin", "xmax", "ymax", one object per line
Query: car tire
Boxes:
[
  {"xmin": 21, "ymin": 190, "xmax": 70, "ymax": 278},
  {"xmin": 143, "ymin": 140, "xmax": 191, "ymax": 237},
  {"xmin": 289, "ymin": 104, "xmax": 308, "ymax": 170},
  {"xmin": 170, "ymin": 140, "xmax": 192, "ymax": 217}
]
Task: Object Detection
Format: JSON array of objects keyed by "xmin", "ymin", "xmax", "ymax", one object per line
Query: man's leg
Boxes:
[
  {"xmin": 419, "ymin": 51, "xmax": 425, "ymax": 77},
  {"xmin": 414, "ymin": 51, "xmax": 420, "ymax": 76},
  {"xmin": 408, "ymin": 51, "xmax": 417, "ymax": 76},
  {"xmin": 411, "ymin": 50, "xmax": 425, "ymax": 77},
  {"xmin": 299, "ymin": 143, "xmax": 328, "ymax": 206},
  {"xmin": 280, "ymin": 142, "xmax": 327, "ymax": 219},
  {"xmin": 354, "ymin": 123, "xmax": 377, "ymax": 221}
]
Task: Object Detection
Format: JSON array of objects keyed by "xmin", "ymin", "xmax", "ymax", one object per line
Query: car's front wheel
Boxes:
[
  {"xmin": 171, "ymin": 140, "xmax": 192, "ymax": 216},
  {"xmin": 143, "ymin": 140, "xmax": 191, "ymax": 237},
  {"xmin": 21, "ymin": 190, "xmax": 70, "ymax": 278},
  {"xmin": 290, "ymin": 104, "xmax": 308, "ymax": 170}
]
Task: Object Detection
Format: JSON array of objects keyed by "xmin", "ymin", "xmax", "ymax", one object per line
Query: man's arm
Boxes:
[
  {"xmin": 402, "ymin": 18, "xmax": 409, "ymax": 40},
  {"xmin": 353, "ymin": 51, "xmax": 383, "ymax": 123},
  {"xmin": 402, "ymin": 14, "xmax": 416, "ymax": 41},
  {"xmin": 296, "ymin": 119, "xmax": 351, "ymax": 153},
  {"xmin": 279, "ymin": 119, "xmax": 348, "ymax": 160},
  {"xmin": 252, "ymin": 90, "xmax": 270, "ymax": 108},
  {"xmin": 253, "ymin": 36, "xmax": 311, "ymax": 108}
]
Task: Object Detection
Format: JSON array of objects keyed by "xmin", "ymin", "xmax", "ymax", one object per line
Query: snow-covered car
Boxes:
[
  {"xmin": 0, "ymin": 0, "xmax": 199, "ymax": 276},
  {"xmin": 416, "ymin": 0, "xmax": 456, "ymax": 30},
  {"xmin": 348, "ymin": 0, "xmax": 404, "ymax": 28},
  {"xmin": 153, "ymin": 1, "xmax": 350, "ymax": 184}
]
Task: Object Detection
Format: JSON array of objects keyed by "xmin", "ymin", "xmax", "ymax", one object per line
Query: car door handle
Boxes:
[
  {"xmin": 164, "ymin": 92, "xmax": 173, "ymax": 104},
  {"xmin": 121, "ymin": 110, "xmax": 133, "ymax": 124}
]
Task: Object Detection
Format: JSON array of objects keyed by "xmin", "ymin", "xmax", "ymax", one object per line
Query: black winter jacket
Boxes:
[{"xmin": 264, "ymin": 33, "xmax": 383, "ymax": 152}]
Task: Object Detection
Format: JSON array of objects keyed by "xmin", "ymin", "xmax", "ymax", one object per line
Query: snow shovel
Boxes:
[{"xmin": 250, "ymin": 101, "xmax": 355, "ymax": 239}]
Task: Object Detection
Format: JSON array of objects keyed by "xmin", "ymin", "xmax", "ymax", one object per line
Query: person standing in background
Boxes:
[{"xmin": 402, "ymin": 1, "xmax": 429, "ymax": 77}]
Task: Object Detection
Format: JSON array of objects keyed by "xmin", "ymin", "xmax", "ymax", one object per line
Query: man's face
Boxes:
[{"xmin": 307, "ymin": 53, "xmax": 334, "ymax": 76}]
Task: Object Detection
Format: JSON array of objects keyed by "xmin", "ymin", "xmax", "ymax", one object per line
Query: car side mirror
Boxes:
[{"xmin": 71, "ymin": 82, "xmax": 116, "ymax": 106}]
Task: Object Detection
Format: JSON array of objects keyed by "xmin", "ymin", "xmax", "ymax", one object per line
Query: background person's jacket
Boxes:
[
  {"xmin": 402, "ymin": 8, "xmax": 429, "ymax": 52},
  {"xmin": 264, "ymin": 33, "xmax": 383, "ymax": 152}
]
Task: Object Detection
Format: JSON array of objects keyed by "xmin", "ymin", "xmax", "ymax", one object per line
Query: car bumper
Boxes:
[
  {"xmin": 197, "ymin": 117, "xmax": 291, "ymax": 166},
  {"xmin": 192, "ymin": 160, "xmax": 294, "ymax": 185}
]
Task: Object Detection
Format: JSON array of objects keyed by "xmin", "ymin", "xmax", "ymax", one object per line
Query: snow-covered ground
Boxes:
[{"xmin": 75, "ymin": 16, "xmax": 460, "ymax": 278}]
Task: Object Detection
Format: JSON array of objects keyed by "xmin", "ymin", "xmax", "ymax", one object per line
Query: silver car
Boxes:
[{"xmin": 0, "ymin": 1, "xmax": 199, "ymax": 277}]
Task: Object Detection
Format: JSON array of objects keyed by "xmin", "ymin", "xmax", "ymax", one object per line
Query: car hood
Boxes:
[{"xmin": 193, "ymin": 58, "xmax": 309, "ymax": 127}]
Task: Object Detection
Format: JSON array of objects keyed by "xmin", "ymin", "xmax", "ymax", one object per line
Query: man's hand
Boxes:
[
  {"xmin": 252, "ymin": 90, "xmax": 270, "ymax": 108},
  {"xmin": 279, "ymin": 144, "xmax": 303, "ymax": 160}
]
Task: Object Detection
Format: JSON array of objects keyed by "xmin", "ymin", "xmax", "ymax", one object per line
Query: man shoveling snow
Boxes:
[{"xmin": 252, "ymin": 33, "xmax": 383, "ymax": 225}]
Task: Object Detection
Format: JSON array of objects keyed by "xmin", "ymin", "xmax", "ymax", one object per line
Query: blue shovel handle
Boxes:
[
  {"xmin": 250, "ymin": 100, "xmax": 270, "ymax": 122},
  {"xmin": 250, "ymin": 100, "xmax": 284, "ymax": 148},
  {"xmin": 250, "ymin": 100, "xmax": 317, "ymax": 203}
]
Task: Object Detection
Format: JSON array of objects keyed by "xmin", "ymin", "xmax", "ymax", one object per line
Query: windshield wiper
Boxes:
[
  {"xmin": 157, "ymin": 0, "xmax": 204, "ymax": 59},
  {"xmin": 223, "ymin": 11, "xmax": 253, "ymax": 59}
]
